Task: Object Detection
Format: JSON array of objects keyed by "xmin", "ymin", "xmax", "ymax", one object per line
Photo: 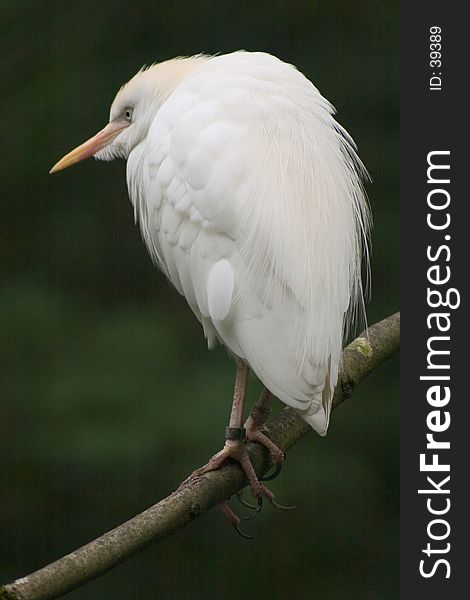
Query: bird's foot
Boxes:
[
  {"xmin": 240, "ymin": 480, "xmax": 296, "ymax": 519},
  {"xmin": 220, "ymin": 501, "xmax": 253, "ymax": 539},
  {"xmin": 244, "ymin": 416, "xmax": 285, "ymax": 466},
  {"xmin": 190, "ymin": 438, "xmax": 247, "ymax": 479},
  {"xmin": 191, "ymin": 438, "xmax": 294, "ymax": 516},
  {"xmin": 242, "ymin": 417, "xmax": 295, "ymax": 515},
  {"xmin": 189, "ymin": 412, "xmax": 294, "ymax": 535}
]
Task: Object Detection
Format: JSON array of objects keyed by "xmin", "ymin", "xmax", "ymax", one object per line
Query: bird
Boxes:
[{"xmin": 50, "ymin": 51, "xmax": 371, "ymax": 534}]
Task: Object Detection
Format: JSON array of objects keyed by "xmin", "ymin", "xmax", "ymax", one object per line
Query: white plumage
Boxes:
[{"xmin": 51, "ymin": 51, "xmax": 371, "ymax": 437}]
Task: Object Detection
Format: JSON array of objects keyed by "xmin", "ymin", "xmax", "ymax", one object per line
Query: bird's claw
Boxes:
[
  {"xmin": 260, "ymin": 462, "xmax": 282, "ymax": 482},
  {"xmin": 251, "ymin": 483, "xmax": 296, "ymax": 512},
  {"xmin": 244, "ymin": 496, "xmax": 263, "ymax": 520},
  {"xmin": 232, "ymin": 523, "xmax": 254, "ymax": 539},
  {"xmin": 221, "ymin": 499, "xmax": 255, "ymax": 539},
  {"xmin": 235, "ymin": 490, "xmax": 258, "ymax": 510},
  {"xmin": 270, "ymin": 498, "xmax": 296, "ymax": 511}
]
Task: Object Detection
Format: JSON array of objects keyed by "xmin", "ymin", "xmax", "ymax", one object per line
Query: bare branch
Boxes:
[{"xmin": 1, "ymin": 312, "xmax": 400, "ymax": 600}]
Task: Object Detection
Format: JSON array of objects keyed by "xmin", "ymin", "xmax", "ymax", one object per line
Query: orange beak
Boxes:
[{"xmin": 49, "ymin": 121, "xmax": 129, "ymax": 174}]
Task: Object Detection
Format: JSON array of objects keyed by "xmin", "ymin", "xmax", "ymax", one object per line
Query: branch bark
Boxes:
[{"xmin": 1, "ymin": 312, "xmax": 400, "ymax": 600}]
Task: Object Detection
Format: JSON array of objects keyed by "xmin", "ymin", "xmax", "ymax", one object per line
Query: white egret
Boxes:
[{"xmin": 50, "ymin": 51, "xmax": 371, "ymax": 532}]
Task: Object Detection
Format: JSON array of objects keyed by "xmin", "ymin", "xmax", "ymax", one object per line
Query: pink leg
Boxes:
[
  {"xmin": 191, "ymin": 361, "xmax": 249, "ymax": 478},
  {"xmin": 191, "ymin": 365, "xmax": 285, "ymax": 505}
]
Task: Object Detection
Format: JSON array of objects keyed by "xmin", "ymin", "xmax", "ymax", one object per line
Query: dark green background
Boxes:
[{"xmin": 1, "ymin": 1, "xmax": 399, "ymax": 598}]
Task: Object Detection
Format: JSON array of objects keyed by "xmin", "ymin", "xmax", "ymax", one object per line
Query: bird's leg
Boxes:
[
  {"xmin": 190, "ymin": 361, "xmax": 249, "ymax": 478},
  {"xmin": 244, "ymin": 388, "xmax": 285, "ymax": 467},
  {"xmin": 191, "ymin": 365, "xmax": 287, "ymax": 508}
]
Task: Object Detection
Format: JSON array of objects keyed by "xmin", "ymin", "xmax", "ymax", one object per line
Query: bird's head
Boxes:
[{"xmin": 50, "ymin": 56, "xmax": 208, "ymax": 174}]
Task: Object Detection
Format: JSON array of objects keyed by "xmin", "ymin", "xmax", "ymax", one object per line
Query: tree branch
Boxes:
[{"xmin": 1, "ymin": 312, "xmax": 400, "ymax": 600}]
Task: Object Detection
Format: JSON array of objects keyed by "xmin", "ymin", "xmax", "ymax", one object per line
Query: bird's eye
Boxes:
[{"xmin": 124, "ymin": 107, "xmax": 133, "ymax": 121}]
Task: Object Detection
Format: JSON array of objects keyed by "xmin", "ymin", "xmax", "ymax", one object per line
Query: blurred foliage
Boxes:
[{"xmin": 0, "ymin": 1, "xmax": 399, "ymax": 598}]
